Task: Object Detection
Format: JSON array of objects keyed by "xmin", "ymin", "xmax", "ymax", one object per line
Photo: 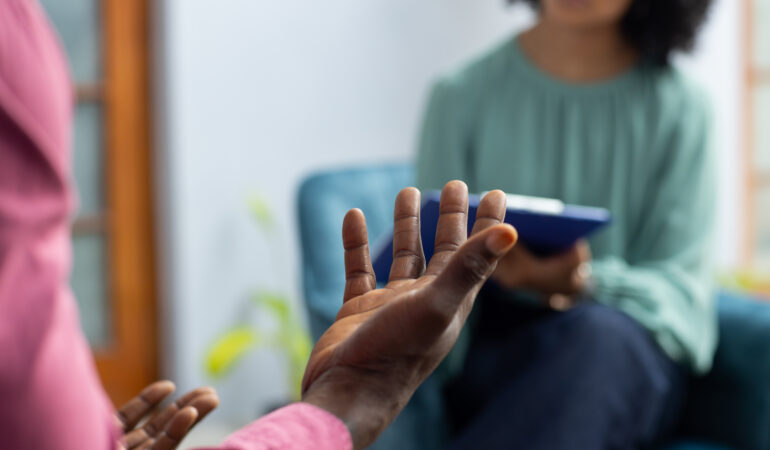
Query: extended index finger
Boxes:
[
  {"xmin": 115, "ymin": 381, "xmax": 176, "ymax": 432},
  {"xmin": 470, "ymin": 190, "xmax": 506, "ymax": 236},
  {"xmin": 425, "ymin": 180, "xmax": 469, "ymax": 276}
]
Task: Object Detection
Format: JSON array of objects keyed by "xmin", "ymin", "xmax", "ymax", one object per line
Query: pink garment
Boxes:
[
  {"xmin": 216, "ymin": 403, "xmax": 352, "ymax": 450},
  {"xmin": 0, "ymin": 1, "xmax": 351, "ymax": 449}
]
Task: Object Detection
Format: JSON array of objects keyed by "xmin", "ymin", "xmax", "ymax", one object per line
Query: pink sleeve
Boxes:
[
  {"xmin": 201, "ymin": 403, "xmax": 351, "ymax": 450},
  {"xmin": 0, "ymin": 1, "xmax": 120, "ymax": 449},
  {"xmin": 1, "ymin": 4, "xmax": 349, "ymax": 450}
]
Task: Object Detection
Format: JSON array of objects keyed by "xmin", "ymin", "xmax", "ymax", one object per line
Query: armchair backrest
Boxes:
[
  {"xmin": 296, "ymin": 164, "xmax": 447, "ymax": 450},
  {"xmin": 297, "ymin": 164, "xmax": 413, "ymax": 339}
]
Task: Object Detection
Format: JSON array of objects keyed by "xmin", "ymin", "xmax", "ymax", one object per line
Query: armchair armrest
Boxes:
[{"xmin": 678, "ymin": 290, "xmax": 770, "ymax": 450}]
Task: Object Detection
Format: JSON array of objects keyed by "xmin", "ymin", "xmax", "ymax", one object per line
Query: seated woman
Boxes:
[
  {"xmin": 416, "ymin": 0, "xmax": 716, "ymax": 448},
  {"xmin": 0, "ymin": 2, "xmax": 517, "ymax": 448}
]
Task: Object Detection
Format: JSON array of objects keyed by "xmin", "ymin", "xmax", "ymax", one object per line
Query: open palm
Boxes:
[{"xmin": 301, "ymin": 181, "xmax": 517, "ymax": 449}]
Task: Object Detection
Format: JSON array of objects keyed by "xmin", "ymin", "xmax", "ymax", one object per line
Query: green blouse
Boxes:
[{"xmin": 417, "ymin": 36, "xmax": 717, "ymax": 373}]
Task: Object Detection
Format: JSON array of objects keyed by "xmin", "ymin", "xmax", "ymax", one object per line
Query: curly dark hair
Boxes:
[{"xmin": 511, "ymin": 0, "xmax": 713, "ymax": 65}]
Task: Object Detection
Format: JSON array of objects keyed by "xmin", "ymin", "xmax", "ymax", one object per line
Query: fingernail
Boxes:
[
  {"xmin": 577, "ymin": 262, "xmax": 592, "ymax": 279},
  {"xmin": 184, "ymin": 406, "xmax": 199, "ymax": 420},
  {"xmin": 486, "ymin": 226, "xmax": 517, "ymax": 255}
]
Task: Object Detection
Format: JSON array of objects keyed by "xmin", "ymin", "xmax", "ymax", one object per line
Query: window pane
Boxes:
[
  {"xmin": 38, "ymin": 0, "xmax": 102, "ymax": 83},
  {"xmin": 756, "ymin": 86, "xmax": 770, "ymax": 174},
  {"xmin": 755, "ymin": 0, "xmax": 770, "ymax": 68},
  {"xmin": 72, "ymin": 234, "xmax": 111, "ymax": 347},
  {"xmin": 72, "ymin": 104, "xmax": 104, "ymax": 215}
]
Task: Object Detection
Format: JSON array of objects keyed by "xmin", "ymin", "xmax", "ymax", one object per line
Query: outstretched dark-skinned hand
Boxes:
[
  {"xmin": 114, "ymin": 381, "xmax": 219, "ymax": 450},
  {"xmin": 302, "ymin": 180, "xmax": 518, "ymax": 449}
]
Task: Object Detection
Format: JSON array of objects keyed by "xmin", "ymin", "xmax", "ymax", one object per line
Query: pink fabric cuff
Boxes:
[{"xmin": 218, "ymin": 402, "xmax": 352, "ymax": 450}]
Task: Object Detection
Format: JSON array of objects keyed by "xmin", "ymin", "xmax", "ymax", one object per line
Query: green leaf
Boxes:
[
  {"xmin": 252, "ymin": 291, "xmax": 291, "ymax": 325},
  {"xmin": 287, "ymin": 327, "xmax": 312, "ymax": 367},
  {"xmin": 204, "ymin": 327, "xmax": 261, "ymax": 378},
  {"xmin": 216, "ymin": 289, "xmax": 313, "ymax": 399},
  {"xmin": 284, "ymin": 326, "xmax": 313, "ymax": 401},
  {"xmin": 248, "ymin": 193, "xmax": 275, "ymax": 232}
]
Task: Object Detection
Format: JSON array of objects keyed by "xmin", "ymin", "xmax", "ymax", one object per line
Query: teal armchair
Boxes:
[{"xmin": 298, "ymin": 164, "xmax": 770, "ymax": 450}]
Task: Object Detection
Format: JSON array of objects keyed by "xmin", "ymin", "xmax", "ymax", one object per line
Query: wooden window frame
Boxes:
[
  {"xmin": 87, "ymin": 0, "xmax": 158, "ymax": 406},
  {"xmin": 743, "ymin": 0, "xmax": 767, "ymax": 265}
]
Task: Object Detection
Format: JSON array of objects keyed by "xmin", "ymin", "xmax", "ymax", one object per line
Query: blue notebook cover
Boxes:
[{"xmin": 372, "ymin": 191, "xmax": 611, "ymax": 283}]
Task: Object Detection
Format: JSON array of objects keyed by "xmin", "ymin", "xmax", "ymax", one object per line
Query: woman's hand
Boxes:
[
  {"xmin": 491, "ymin": 239, "xmax": 591, "ymax": 309},
  {"xmin": 115, "ymin": 381, "xmax": 219, "ymax": 450},
  {"xmin": 301, "ymin": 181, "xmax": 518, "ymax": 449}
]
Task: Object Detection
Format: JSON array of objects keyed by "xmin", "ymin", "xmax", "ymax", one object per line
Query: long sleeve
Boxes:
[
  {"xmin": 590, "ymin": 93, "xmax": 717, "ymax": 373},
  {"xmin": 1, "ymin": 5, "xmax": 351, "ymax": 450},
  {"xmin": 207, "ymin": 403, "xmax": 351, "ymax": 450},
  {"xmin": 0, "ymin": 1, "xmax": 120, "ymax": 448}
]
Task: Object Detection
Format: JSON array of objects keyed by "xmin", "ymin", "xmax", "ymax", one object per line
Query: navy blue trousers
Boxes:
[{"xmin": 445, "ymin": 291, "xmax": 687, "ymax": 450}]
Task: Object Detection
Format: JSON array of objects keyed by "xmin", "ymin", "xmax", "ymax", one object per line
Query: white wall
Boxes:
[
  {"xmin": 153, "ymin": 0, "xmax": 742, "ymax": 427},
  {"xmin": 676, "ymin": 0, "xmax": 744, "ymax": 269},
  {"xmin": 154, "ymin": 0, "xmax": 533, "ymax": 425}
]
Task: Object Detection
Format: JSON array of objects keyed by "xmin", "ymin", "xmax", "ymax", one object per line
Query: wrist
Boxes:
[
  {"xmin": 302, "ymin": 368, "xmax": 402, "ymax": 450},
  {"xmin": 302, "ymin": 389, "xmax": 366, "ymax": 450}
]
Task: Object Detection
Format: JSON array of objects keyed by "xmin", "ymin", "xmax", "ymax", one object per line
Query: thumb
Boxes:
[{"xmin": 432, "ymin": 224, "xmax": 517, "ymax": 307}]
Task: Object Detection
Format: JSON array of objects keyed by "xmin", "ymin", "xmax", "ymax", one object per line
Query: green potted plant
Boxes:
[{"xmin": 204, "ymin": 194, "xmax": 312, "ymax": 401}]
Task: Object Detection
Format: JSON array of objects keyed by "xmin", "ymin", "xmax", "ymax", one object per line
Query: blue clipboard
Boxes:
[{"xmin": 372, "ymin": 191, "xmax": 611, "ymax": 283}]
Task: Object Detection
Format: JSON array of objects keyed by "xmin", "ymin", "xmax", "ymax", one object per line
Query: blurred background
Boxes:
[{"xmin": 39, "ymin": 0, "xmax": 767, "ymax": 446}]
